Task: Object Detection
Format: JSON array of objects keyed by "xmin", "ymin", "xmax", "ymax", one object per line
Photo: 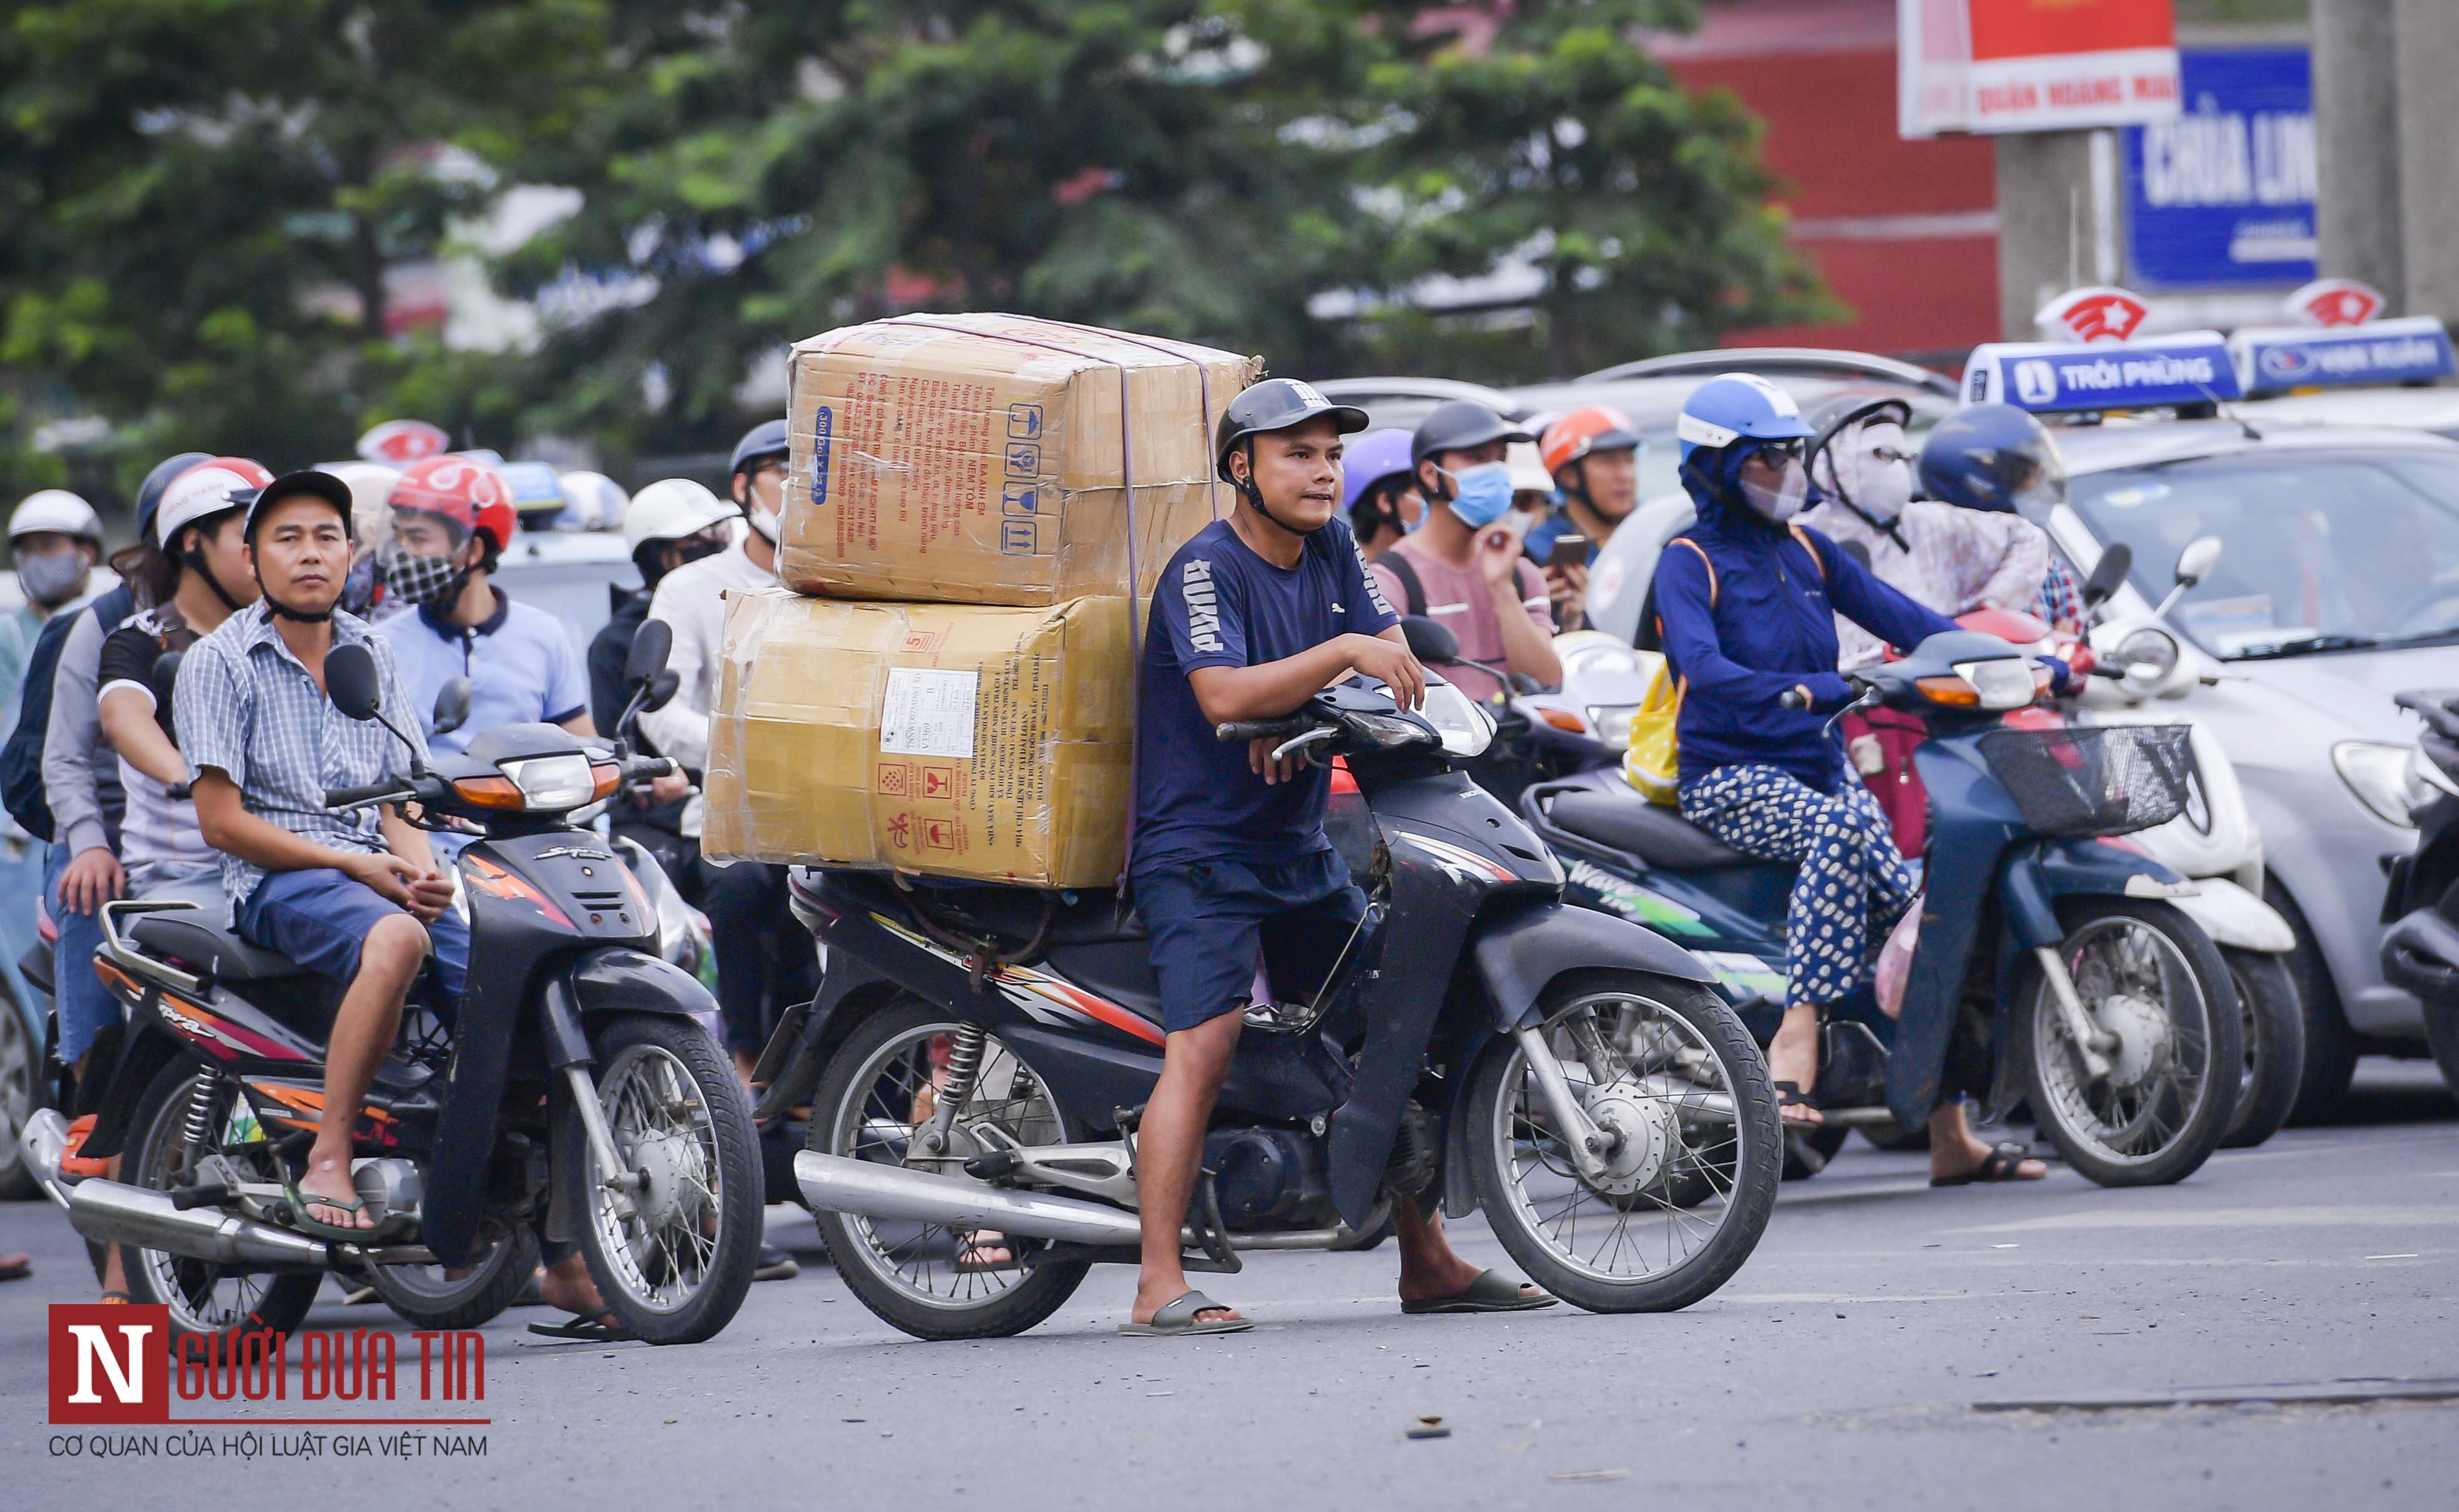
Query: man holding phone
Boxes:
[
  {"xmin": 1525, "ymin": 406, "xmax": 1644, "ymax": 632},
  {"xmin": 1364, "ymin": 400, "xmax": 1561, "ymax": 700}
]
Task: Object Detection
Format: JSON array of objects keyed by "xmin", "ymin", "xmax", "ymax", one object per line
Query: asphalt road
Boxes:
[{"xmin": 6, "ymin": 1061, "xmax": 2455, "ymax": 1511}]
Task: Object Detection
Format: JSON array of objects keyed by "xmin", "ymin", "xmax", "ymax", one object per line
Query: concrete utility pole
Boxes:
[
  {"xmin": 2314, "ymin": 0, "xmax": 2403, "ymax": 305},
  {"xmin": 1993, "ymin": 132, "xmax": 2110, "ymax": 339},
  {"xmin": 2391, "ymin": 0, "xmax": 2459, "ymax": 320}
]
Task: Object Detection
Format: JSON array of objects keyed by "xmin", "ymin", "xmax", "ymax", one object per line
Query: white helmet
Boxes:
[
  {"xmin": 557, "ymin": 470, "xmax": 629, "ymax": 532},
  {"xmin": 10, "ymin": 489, "xmax": 104, "ymax": 546},
  {"xmin": 321, "ymin": 462, "xmax": 401, "ymax": 546},
  {"xmin": 622, "ymin": 478, "xmax": 737, "ymax": 553}
]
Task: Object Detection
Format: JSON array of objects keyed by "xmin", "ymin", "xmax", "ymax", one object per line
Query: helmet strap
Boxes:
[{"xmin": 179, "ymin": 541, "xmax": 250, "ymax": 614}]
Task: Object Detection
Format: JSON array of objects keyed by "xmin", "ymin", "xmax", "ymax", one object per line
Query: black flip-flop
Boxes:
[
  {"xmin": 527, "ymin": 1313, "xmax": 636, "ymax": 1343},
  {"xmin": 1774, "ymin": 1081, "xmax": 1825, "ymax": 1127},
  {"xmin": 0, "ymin": 1253, "xmax": 31, "ymax": 1282},
  {"xmin": 1931, "ymin": 1141, "xmax": 2045, "ymax": 1187},
  {"xmin": 1401, "ymin": 1269, "xmax": 1556, "ymax": 1315}
]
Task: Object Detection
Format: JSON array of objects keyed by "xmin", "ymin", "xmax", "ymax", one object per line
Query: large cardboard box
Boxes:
[
  {"xmin": 779, "ymin": 312, "xmax": 1259, "ymax": 606},
  {"xmin": 702, "ymin": 587, "xmax": 1134, "ymax": 887}
]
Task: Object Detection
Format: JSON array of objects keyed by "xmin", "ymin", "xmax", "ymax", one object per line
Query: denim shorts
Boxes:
[
  {"xmin": 236, "ymin": 866, "xmax": 469, "ymax": 1016},
  {"xmin": 1131, "ymin": 848, "xmax": 1366, "ymax": 1034}
]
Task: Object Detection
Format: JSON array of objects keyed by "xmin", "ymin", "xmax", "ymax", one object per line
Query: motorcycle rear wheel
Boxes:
[
  {"xmin": 2218, "ymin": 948, "xmax": 2303, "ymax": 1150},
  {"xmin": 808, "ymin": 1000, "xmax": 1091, "ymax": 1340},
  {"xmin": 564, "ymin": 1013, "xmax": 761, "ymax": 1345},
  {"xmin": 1465, "ymin": 973, "xmax": 1780, "ymax": 1313},
  {"xmin": 2015, "ymin": 900, "xmax": 2241, "ymax": 1187}
]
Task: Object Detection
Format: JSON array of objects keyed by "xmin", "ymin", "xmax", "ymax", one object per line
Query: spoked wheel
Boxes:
[
  {"xmin": 2219, "ymin": 949, "xmax": 2304, "ymax": 1150},
  {"xmin": 2016, "ymin": 900, "xmax": 2241, "ymax": 1187},
  {"xmin": 0, "ymin": 1003, "xmax": 41, "ymax": 1199},
  {"xmin": 121, "ymin": 1063, "xmax": 320, "ymax": 1343},
  {"xmin": 808, "ymin": 999, "xmax": 1091, "ymax": 1340},
  {"xmin": 367, "ymin": 1219, "xmax": 539, "ymax": 1330},
  {"xmin": 566, "ymin": 1013, "xmax": 760, "ymax": 1345},
  {"xmin": 1465, "ymin": 972, "xmax": 1780, "ymax": 1313}
]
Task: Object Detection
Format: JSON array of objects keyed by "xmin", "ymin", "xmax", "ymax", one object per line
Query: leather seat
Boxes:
[
  {"xmin": 1549, "ymin": 789, "xmax": 1762, "ymax": 871},
  {"xmin": 129, "ymin": 913, "xmax": 305, "ymax": 981}
]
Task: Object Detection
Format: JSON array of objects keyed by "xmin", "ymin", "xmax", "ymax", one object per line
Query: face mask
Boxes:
[
  {"xmin": 1840, "ymin": 421, "xmax": 1916, "ymax": 522},
  {"xmin": 1739, "ymin": 456, "xmax": 1810, "ymax": 524},
  {"xmin": 676, "ymin": 529, "xmax": 729, "ymax": 566},
  {"xmin": 1441, "ymin": 461, "xmax": 1515, "ymax": 530},
  {"xmin": 744, "ymin": 507, "xmax": 780, "ymax": 545},
  {"xmin": 378, "ymin": 540, "xmax": 470, "ymax": 609},
  {"xmin": 16, "ymin": 549, "xmax": 88, "ymax": 608}
]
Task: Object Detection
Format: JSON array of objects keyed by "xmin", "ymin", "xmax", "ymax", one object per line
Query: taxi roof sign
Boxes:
[
  {"xmin": 1965, "ymin": 331, "xmax": 2241, "ymax": 413},
  {"xmin": 2231, "ymin": 318, "xmax": 2455, "ymax": 395}
]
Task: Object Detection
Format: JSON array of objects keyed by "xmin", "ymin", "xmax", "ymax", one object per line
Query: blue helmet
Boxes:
[
  {"xmin": 1674, "ymin": 374, "xmax": 1814, "ymax": 465},
  {"xmin": 1918, "ymin": 403, "xmax": 2066, "ymax": 519},
  {"xmin": 729, "ymin": 418, "xmax": 790, "ymax": 479},
  {"xmin": 134, "ymin": 451, "xmax": 215, "ymax": 544},
  {"xmin": 1341, "ymin": 428, "xmax": 1415, "ymax": 513}
]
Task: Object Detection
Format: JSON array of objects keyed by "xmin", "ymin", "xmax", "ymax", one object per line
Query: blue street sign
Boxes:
[
  {"xmin": 2231, "ymin": 318, "xmax": 2458, "ymax": 394},
  {"xmin": 1965, "ymin": 335, "xmax": 2242, "ymax": 413},
  {"xmin": 2124, "ymin": 48, "xmax": 2315, "ymax": 290}
]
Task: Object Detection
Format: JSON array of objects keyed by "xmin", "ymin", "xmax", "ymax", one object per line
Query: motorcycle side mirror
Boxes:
[
  {"xmin": 644, "ymin": 669, "xmax": 680, "ymax": 713},
  {"xmin": 431, "ymin": 677, "xmax": 473, "ymax": 738},
  {"xmin": 2080, "ymin": 542, "xmax": 2133, "ymax": 609},
  {"xmin": 326, "ymin": 643, "xmax": 384, "ymax": 722},
  {"xmin": 148, "ymin": 650, "xmax": 184, "ymax": 713},
  {"xmin": 626, "ymin": 618, "xmax": 674, "ymax": 687},
  {"xmin": 1400, "ymin": 614, "xmax": 1460, "ymax": 665},
  {"xmin": 2172, "ymin": 535, "xmax": 2222, "ymax": 589}
]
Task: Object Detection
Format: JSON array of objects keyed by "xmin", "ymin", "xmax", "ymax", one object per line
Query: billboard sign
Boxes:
[
  {"xmin": 1902, "ymin": 0, "xmax": 2181, "ymax": 138},
  {"xmin": 2124, "ymin": 48, "xmax": 2315, "ymax": 290}
]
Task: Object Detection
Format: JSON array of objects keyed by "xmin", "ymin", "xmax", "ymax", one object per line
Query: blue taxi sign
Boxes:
[
  {"xmin": 497, "ymin": 460, "xmax": 569, "ymax": 512},
  {"xmin": 2229, "ymin": 317, "xmax": 2456, "ymax": 395},
  {"xmin": 1963, "ymin": 333, "xmax": 2241, "ymax": 413}
]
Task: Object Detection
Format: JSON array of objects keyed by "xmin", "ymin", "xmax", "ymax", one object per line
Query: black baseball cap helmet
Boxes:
[
  {"xmin": 1213, "ymin": 379, "xmax": 1369, "ymax": 483},
  {"xmin": 1410, "ymin": 400, "xmax": 1533, "ymax": 467}
]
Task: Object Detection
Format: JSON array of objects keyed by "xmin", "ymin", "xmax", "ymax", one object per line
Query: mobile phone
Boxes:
[{"xmin": 1547, "ymin": 534, "xmax": 1590, "ymax": 569}]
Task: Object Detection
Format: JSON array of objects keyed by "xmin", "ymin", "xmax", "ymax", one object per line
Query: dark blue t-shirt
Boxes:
[{"xmin": 1131, "ymin": 518, "xmax": 1400, "ymax": 871}]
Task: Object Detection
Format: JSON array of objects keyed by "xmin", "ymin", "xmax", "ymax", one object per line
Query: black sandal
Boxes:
[
  {"xmin": 1931, "ymin": 1141, "xmax": 2045, "ymax": 1187},
  {"xmin": 1773, "ymin": 1081, "xmax": 1825, "ymax": 1127}
]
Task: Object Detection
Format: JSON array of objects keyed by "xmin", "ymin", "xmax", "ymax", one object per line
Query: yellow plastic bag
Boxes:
[{"xmin": 1619, "ymin": 650, "xmax": 1682, "ymax": 805}]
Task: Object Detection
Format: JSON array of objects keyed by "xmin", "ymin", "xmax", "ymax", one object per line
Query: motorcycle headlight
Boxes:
[
  {"xmin": 1946, "ymin": 659, "xmax": 2039, "ymax": 710},
  {"xmin": 1418, "ymin": 679, "xmax": 1495, "ymax": 758},
  {"xmin": 458, "ymin": 754, "xmax": 620, "ymax": 812},
  {"xmin": 2114, "ymin": 627, "xmax": 2179, "ymax": 683},
  {"xmin": 1584, "ymin": 704, "xmax": 1637, "ymax": 752},
  {"xmin": 2332, "ymin": 740, "xmax": 2425, "ymax": 828}
]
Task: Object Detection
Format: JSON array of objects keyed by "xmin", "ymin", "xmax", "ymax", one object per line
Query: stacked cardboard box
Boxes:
[{"xmin": 702, "ymin": 314, "xmax": 1258, "ymax": 887}]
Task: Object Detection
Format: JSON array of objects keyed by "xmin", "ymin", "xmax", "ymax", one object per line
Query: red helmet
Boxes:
[{"xmin": 387, "ymin": 455, "xmax": 516, "ymax": 553}]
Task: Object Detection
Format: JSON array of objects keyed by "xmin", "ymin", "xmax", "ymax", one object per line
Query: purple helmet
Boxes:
[{"xmin": 1341, "ymin": 428, "xmax": 1416, "ymax": 513}]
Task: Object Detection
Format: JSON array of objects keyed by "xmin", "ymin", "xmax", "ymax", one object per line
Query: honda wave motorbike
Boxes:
[
  {"xmin": 1521, "ymin": 626, "xmax": 2244, "ymax": 1187},
  {"xmin": 18, "ymin": 622, "xmax": 760, "ymax": 1347},
  {"xmin": 753, "ymin": 640, "xmax": 1782, "ymax": 1338},
  {"xmin": 2380, "ymin": 688, "xmax": 2459, "ymax": 1089}
]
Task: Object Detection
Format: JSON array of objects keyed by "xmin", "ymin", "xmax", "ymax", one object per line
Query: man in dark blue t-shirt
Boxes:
[{"xmin": 1123, "ymin": 379, "xmax": 1553, "ymax": 1335}]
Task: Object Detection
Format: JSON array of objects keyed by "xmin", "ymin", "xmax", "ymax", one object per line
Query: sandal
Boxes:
[
  {"xmin": 0, "ymin": 1252, "xmax": 30, "ymax": 1282},
  {"xmin": 281, "ymin": 1177, "xmax": 378, "ymax": 1242},
  {"xmin": 1930, "ymin": 1141, "xmax": 2047, "ymax": 1187},
  {"xmin": 1401, "ymin": 1270, "xmax": 1556, "ymax": 1315},
  {"xmin": 1774, "ymin": 1081, "xmax": 1825, "ymax": 1128},
  {"xmin": 60, "ymin": 1114, "xmax": 107, "ymax": 1178},
  {"xmin": 1120, "ymin": 1289, "xmax": 1253, "ymax": 1337},
  {"xmin": 527, "ymin": 1313, "xmax": 636, "ymax": 1343},
  {"xmin": 99, "ymin": 1290, "xmax": 131, "ymax": 1305}
]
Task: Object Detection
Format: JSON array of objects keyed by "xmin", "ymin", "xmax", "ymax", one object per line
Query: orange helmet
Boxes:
[
  {"xmin": 387, "ymin": 454, "xmax": 517, "ymax": 554},
  {"xmin": 1539, "ymin": 405, "xmax": 1642, "ymax": 477}
]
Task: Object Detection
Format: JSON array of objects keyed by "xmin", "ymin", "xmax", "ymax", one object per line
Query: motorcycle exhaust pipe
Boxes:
[
  {"xmin": 19, "ymin": 1107, "xmax": 72, "ymax": 1209},
  {"xmin": 67, "ymin": 1179, "xmax": 330, "ymax": 1270},
  {"xmin": 793, "ymin": 1150, "xmax": 1142, "ymax": 1247}
]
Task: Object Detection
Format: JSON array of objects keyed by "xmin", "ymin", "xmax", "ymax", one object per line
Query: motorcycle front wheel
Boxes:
[
  {"xmin": 807, "ymin": 999, "xmax": 1091, "ymax": 1340},
  {"xmin": 562, "ymin": 1013, "xmax": 761, "ymax": 1345},
  {"xmin": 1465, "ymin": 972, "xmax": 1781, "ymax": 1313},
  {"xmin": 2015, "ymin": 900, "xmax": 2242, "ymax": 1187}
]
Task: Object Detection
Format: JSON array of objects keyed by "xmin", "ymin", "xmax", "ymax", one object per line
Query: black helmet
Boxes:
[
  {"xmin": 1214, "ymin": 379, "xmax": 1370, "ymax": 483},
  {"xmin": 1805, "ymin": 395, "xmax": 1913, "ymax": 457},
  {"xmin": 729, "ymin": 418, "xmax": 790, "ymax": 478},
  {"xmin": 1918, "ymin": 403, "xmax": 2067, "ymax": 519},
  {"xmin": 1410, "ymin": 400, "xmax": 1533, "ymax": 467},
  {"xmin": 135, "ymin": 451, "xmax": 215, "ymax": 545}
]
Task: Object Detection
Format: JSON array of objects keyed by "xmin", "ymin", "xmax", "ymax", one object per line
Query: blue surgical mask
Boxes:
[{"xmin": 1441, "ymin": 461, "xmax": 1515, "ymax": 530}]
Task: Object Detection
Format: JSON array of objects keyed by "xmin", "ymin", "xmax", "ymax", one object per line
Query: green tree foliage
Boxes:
[{"xmin": 3, "ymin": 1, "xmax": 1823, "ymax": 503}]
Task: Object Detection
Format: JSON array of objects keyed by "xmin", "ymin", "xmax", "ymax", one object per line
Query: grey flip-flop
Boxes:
[
  {"xmin": 1401, "ymin": 1269, "xmax": 1557, "ymax": 1315},
  {"xmin": 1120, "ymin": 1289, "xmax": 1254, "ymax": 1337}
]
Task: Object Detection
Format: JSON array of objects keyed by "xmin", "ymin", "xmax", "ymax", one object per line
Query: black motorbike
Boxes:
[
  {"xmin": 2382, "ymin": 688, "xmax": 2459, "ymax": 1089},
  {"xmin": 18, "ymin": 622, "xmax": 760, "ymax": 1347},
  {"xmin": 753, "ymin": 641, "xmax": 1782, "ymax": 1338}
]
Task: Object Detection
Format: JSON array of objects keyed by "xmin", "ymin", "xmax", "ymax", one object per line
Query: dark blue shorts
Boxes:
[
  {"xmin": 237, "ymin": 866, "xmax": 470, "ymax": 1016},
  {"xmin": 1132, "ymin": 848, "xmax": 1367, "ymax": 1034}
]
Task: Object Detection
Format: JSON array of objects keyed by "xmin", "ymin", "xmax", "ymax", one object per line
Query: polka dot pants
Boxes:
[{"xmin": 1679, "ymin": 763, "xmax": 1918, "ymax": 1010}]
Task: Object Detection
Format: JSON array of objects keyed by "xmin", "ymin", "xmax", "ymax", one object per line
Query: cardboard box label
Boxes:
[
  {"xmin": 879, "ymin": 668, "xmax": 980, "ymax": 759},
  {"xmin": 809, "ymin": 405, "xmax": 833, "ymax": 506}
]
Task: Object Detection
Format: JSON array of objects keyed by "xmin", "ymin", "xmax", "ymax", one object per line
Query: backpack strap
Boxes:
[
  {"xmin": 1378, "ymin": 550, "xmax": 1427, "ymax": 619},
  {"xmin": 1665, "ymin": 536, "xmax": 1716, "ymax": 609},
  {"xmin": 1787, "ymin": 523, "xmax": 1830, "ymax": 582}
]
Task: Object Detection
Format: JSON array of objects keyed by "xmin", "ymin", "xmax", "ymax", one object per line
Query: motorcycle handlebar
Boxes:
[
  {"xmin": 324, "ymin": 778, "xmax": 413, "ymax": 809},
  {"xmin": 1215, "ymin": 719, "xmax": 1306, "ymax": 744}
]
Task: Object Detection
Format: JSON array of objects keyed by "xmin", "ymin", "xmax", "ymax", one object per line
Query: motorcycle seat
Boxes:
[
  {"xmin": 130, "ymin": 913, "xmax": 307, "ymax": 981},
  {"xmin": 908, "ymin": 880, "xmax": 1147, "ymax": 947},
  {"xmin": 1548, "ymin": 790, "xmax": 1761, "ymax": 871}
]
